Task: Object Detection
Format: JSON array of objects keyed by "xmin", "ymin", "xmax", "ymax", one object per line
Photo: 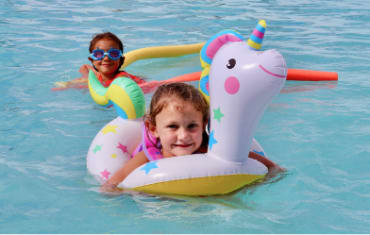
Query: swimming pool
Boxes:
[{"xmin": 1, "ymin": 0, "xmax": 369, "ymax": 233}]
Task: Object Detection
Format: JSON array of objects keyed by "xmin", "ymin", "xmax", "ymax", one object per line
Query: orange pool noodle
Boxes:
[
  {"xmin": 287, "ymin": 68, "xmax": 338, "ymax": 81},
  {"xmin": 52, "ymin": 68, "xmax": 338, "ymax": 91},
  {"xmin": 158, "ymin": 69, "xmax": 339, "ymax": 84}
]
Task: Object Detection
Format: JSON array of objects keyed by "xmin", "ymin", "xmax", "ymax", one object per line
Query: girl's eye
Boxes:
[
  {"xmin": 226, "ymin": 58, "xmax": 236, "ymax": 69},
  {"xmin": 167, "ymin": 124, "xmax": 178, "ymax": 129},
  {"xmin": 188, "ymin": 123, "xmax": 199, "ymax": 129}
]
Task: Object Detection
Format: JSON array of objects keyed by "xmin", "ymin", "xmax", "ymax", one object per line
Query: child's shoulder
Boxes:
[{"xmin": 117, "ymin": 71, "xmax": 145, "ymax": 84}]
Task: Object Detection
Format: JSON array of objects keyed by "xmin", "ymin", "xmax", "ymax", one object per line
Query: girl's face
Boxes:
[
  {"xmin": 150, "ymin": 98, "xmax": 205, "ymax": 158},
  {"xmin": 89, "ymin": 39, "xmax": 121, "ymax": 80}
]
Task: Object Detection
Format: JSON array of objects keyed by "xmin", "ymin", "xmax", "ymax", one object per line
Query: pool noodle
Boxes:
[
  {"xmin": 122, "ymin": 42, "xmax": 338, "ymax": 81},
  {"xmin": 52, "ymin": 68, "xmax": 337, "ymax": 91},
  {"xmin": 122, "ymin": 43, "xmax": 205, "ymax": 68},
  {"xmin": 287, "ymin": 68, "xmax": 338, "ymax": 81},
  {"xmin": 157, "ymin": 68, "xmax": 339, "ymax": 83},
  {"xmin": 52, "ymin": 43, "xmax": 338, "ymax": 91},
  {"xmin": 132, "ymin": 68, "xmax": 340, "ymax": 91}
]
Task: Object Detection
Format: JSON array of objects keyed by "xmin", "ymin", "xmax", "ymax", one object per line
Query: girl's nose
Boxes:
[
  {"xmin": 102, "ymin": 55, "xmax": 110, "ymax": 60},
  {"xmin": 178, "ymin": 128, "xmax": 190, "ymax": 141}
]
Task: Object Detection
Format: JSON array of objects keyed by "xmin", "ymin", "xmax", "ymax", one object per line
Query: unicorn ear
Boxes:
[
  {"xmin": 200, "ymin": 30, "xmax": 244, "ymax": 65},
  {"xmin": 199, "ymin": 30, "xmax": 244, "ymax": 102},
  {"xmin": 247, "ymin": 20, "xmax": 266, "ymax": 50}
]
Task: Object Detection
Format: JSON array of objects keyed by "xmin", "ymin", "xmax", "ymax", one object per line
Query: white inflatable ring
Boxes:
[{"xmin": 87, "ymin": 117, "xmax": 269, "ymax": 195}]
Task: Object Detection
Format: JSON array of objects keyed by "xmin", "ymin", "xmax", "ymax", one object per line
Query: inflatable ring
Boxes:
[
  {"xmin": 87, "ymin": 20, "xmax": 287, "ymax": 196},
  {"xmin": 88, "ymin": 70, "xmax": 145, "ymax": 119}
]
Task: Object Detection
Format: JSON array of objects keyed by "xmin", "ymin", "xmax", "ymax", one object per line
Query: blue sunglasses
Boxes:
[{"xmin": 89, "ymin": 48, "xmax": 123, "ymax": 61}]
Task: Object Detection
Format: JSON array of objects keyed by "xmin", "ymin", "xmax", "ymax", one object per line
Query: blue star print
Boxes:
[
  {"xmin": 253, "ymin": 150, "xmax": 265, "ymax": 156},
  {"xmin": 208, "ymin": 130, "xmax": 218, "ymax": 150},
  {"xmin": 140, "ymin": 161, "xmax": 158, "ymax": 174}
]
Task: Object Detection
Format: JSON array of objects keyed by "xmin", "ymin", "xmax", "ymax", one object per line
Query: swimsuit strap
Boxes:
[
  {"xmin": 119, "ymin": 71, "xmax": 146, "ymax": 84},
  {"xmin": 142, "ymin": 123, "xmax": 163, "ymax": 161},
  {"xmin": 97, "ymin": 71, "xmax": 146, "ymax": 88},
  {"xmin": 131, "ymin": 123, "xmax": 163, "ymax": 161}
]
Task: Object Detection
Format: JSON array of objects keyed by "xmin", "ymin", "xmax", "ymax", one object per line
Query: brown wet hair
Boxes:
[{"xmin": 89, "ymin": 32, "xmax": 124, "ymax": 53}]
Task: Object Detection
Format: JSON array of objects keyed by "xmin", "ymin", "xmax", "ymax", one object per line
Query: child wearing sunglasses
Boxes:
[{"xmin": 78, "ymin": 32, "xmax": 145, "ymax": 88}]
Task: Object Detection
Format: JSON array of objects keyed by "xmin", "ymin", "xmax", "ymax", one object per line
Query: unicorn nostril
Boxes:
[{"xmin": 224, "ymin": 76, "xmax": 240, "ymax": 95}]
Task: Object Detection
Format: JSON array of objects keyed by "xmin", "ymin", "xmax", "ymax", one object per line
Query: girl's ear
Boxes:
[
  {"xmin": 146, "ymin": 120, "xmax": 159, "ymax": 138},
  {"xmin": 88, "ymin": 57, "xmax": 94, "ymax": 63},
  {"xmin": 118, "ymin": 56, "xmax": 125, "ymax": 70}
]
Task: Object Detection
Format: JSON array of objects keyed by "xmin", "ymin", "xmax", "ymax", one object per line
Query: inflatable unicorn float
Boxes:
[{"xmin": 87, "ymin": 20, "xmax": 287, "ymax": 196}]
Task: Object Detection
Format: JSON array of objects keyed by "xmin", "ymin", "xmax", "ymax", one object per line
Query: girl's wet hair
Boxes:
[
  {"xmin": 89, "ymin": 32, "xmax": 124, "ymax": 53},
  {"xmin": 147, "ymin": 82, "xmax": 209, "ymax": 126}
]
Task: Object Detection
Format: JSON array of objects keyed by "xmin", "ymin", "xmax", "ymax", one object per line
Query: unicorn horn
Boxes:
[{"xmin": 247, "ymin": 20, "xmax": 266, "ymax": 50}]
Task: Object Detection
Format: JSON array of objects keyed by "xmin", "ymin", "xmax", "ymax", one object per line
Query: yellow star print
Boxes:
[{"xmin": 101, "ymin": 125, "xmax": 118, "ymax": 134}]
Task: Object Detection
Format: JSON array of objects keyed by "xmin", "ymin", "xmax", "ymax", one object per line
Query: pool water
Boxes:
[{"xmin": 1, "ymin": 0, "xmax": 369, "ymax": 233}]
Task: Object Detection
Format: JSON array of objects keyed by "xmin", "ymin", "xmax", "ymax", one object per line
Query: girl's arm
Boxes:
[
  {"xmin": 248, "ymin": 151, "xmax": 286, "ymax": 177},
  {"xmin": 79, "ymin": 64, "xmax": 94, "ymax": 78},
  {"xmin": 101, "ymin": 152, "xmax": 148, "ymax": 192}
]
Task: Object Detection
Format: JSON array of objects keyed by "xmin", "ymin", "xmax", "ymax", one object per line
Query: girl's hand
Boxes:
[
  {"xmin": 266, "ymin": 164, "xmax": 286, "ymax": 178},
  {"xmin": 248, "ymin": 151, "xmax": 286, "ymax": 178},
  {"xmin": 99, "ymin": 152, "xmax": 149, "ymax": 194},
  {"xmin": 79, "ymin": 64, "xmax": 95, "ymax": 78},
  {"xmin": 100, "ymin": 182, "xmax": 123, "ymax": 194}
]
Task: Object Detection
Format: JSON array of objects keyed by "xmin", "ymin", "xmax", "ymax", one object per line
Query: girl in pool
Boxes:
[
  {"xmin": 101, "ymin": 83, "xmax": 284, "ymax": 193},
  {"xmin": 80, "ymin": 32, "xmax": 145, "ymax": 87},
  {"xmin": 55, "ymin": 32, "xmax": 183, "ymax": 92},
  {"xmin": 67, "ymin": 32, "xmax": 161, "ymax": 93}
]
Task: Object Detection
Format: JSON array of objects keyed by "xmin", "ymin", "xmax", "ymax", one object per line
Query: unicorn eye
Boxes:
[{"xmin": 226, "ymin": 58, "xmax": 236, "ymax": 69}]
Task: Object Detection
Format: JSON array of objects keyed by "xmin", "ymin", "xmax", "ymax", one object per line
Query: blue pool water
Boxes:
[{"xmin": 1, "ymin": 0, "xmax": 369, "ymax": 233}]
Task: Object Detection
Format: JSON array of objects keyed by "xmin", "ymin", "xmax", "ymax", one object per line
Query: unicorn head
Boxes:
[{"xmin": 199, "ymin": 20, "xmax": 287, "ymax": 163}]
